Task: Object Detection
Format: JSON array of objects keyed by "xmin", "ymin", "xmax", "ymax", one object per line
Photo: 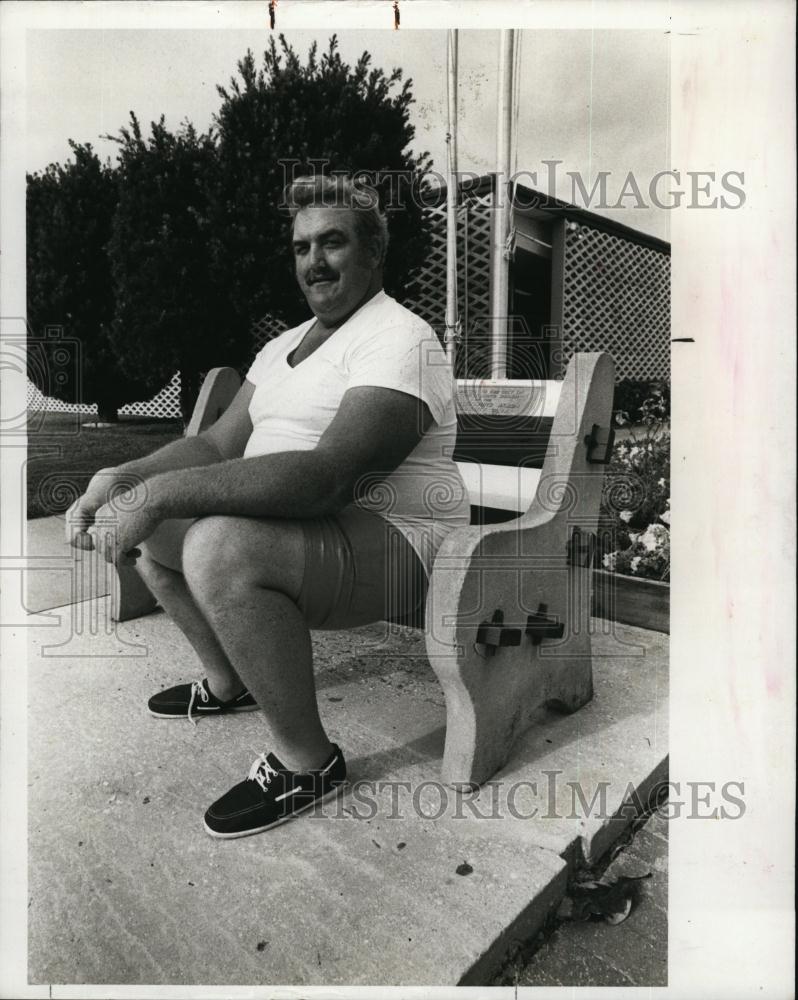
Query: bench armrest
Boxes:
[{"xmin": 185, "ymin": 367, "xmax": 242, "ymax": 437}]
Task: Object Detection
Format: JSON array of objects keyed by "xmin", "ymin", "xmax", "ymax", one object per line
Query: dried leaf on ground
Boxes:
[{"xmin": 568, "ymin": 873, "xmax": 652, "ymax": 924}]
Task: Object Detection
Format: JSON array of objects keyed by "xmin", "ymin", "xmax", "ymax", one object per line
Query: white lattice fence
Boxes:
[
  {"xmin": 26, "ymin": 381, "xmax": 99, "ymax": 415},
  {"xmin": 251, "ymin": 313, "xmax": 289, "ymax": 354},
  {"xmin": 562, "ymin": 221, "xmax": 670, "ymax": 381},
  {"xmin": 119, "ymin": 372, "xmax": 183, "ymax": 418},
  {"xmin": 27, "ymin": 372, "xmax": 184, "ymax": 419}
]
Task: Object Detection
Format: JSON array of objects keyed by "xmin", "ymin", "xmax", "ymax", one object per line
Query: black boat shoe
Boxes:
[
  {"xmin": 203, "ymin": 745, "xmax": 347, "ymax": 838},
  {"xmin": 148, "ymin": 678, "xmax": 258, "ymax": 724}
]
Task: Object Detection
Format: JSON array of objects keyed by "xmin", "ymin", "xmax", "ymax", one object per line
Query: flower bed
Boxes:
[{"xmin": 599, "ymin": 385, "xmax": 670, "ymax": 584}]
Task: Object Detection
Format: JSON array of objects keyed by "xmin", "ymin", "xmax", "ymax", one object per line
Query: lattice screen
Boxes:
[
  {"xmin": 561, "ymin": 221, "xmax": 670, "ymax": 381},
  {"xmin": 401, "ymin": 189, "xmax": 493, "ymax": 350}
]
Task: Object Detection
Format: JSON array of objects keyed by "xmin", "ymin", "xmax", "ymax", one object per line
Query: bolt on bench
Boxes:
[{"xmin": 114, "ymin": 351, "xmax": 615, "ymax": 789}]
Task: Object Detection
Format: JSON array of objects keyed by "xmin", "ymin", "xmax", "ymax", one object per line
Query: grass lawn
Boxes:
[{"xmin": 27, "ymin": 411, "xmax": 183, "ymax": 519}]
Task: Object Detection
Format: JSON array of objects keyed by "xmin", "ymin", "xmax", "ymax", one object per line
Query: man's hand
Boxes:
[
  {"xmin": 87, "ymin": 482, "xmax": 163, "ymax": 566},
  {"xmin": 66, "ymin": 467, "xmax": 142, "ymax": 550}
]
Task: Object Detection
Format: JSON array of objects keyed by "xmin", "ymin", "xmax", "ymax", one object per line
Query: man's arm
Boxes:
[{"xmin": 144, "ymin": 385, "xmax": 433, "ymax": 522}]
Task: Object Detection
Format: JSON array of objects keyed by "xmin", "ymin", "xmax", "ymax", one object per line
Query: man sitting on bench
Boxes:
[{"xmin": 68, "ymin": 174, "xmax": 470, "ymax": 839}]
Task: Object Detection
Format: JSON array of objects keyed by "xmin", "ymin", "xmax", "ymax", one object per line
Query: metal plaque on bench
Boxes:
[{"xmin": 455, "ymin": 379, "xmax": 560, "ymax": 419}]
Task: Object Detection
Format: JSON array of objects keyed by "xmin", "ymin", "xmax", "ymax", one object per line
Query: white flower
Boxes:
[
  {"xmin": 640, "ymin": 528, "xmax": 657, "ymax": 552},
  {"xmin": 619, "ymin": 510, "xmax": 633, "ymax": 523},
  {"xmin": 602, "ymin": 552, "xmax": 617, "ymax": 571},
  {"xmin": 659, "ymin": 510, "xmax": 671, "ymax": 525},
  {"xmin": 630, "ymin": 556, "xmax": 642, "ymax": 572},
  {"xmin": 658, "ymin": 478, "xmax": 666, "ymax": 488},
  {"xmin": 640, "ymin": 524, "xmax": 669, "ymax": 552}
]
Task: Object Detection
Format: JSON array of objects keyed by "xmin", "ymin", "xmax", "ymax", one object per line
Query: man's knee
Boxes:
[
  {"xmin": 182, "ymin": 517, "xmax": 237, "ymax": 599},
  {"xmin": 140, "ymin": 517, "xmax": 194, "ymax": 572},
  {"xmin": 182, "ymin": 517, "xmax": 263, "ymax": 601},
  {"xmin": 182, "ymin": 515, "xmax": 304, "ymax": 606}
]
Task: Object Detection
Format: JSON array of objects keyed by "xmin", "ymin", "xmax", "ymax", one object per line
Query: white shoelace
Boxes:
[
  {"xmin": 187, "ymin": 680, "xmax": 210, "ymax": 726},
  {"xmin": 248, "ymin": 753, "xmax": 280, "ymax": 791}
]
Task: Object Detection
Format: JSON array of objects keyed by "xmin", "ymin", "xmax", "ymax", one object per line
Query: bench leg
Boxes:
[
  {"xmin": 425, "ymin": 528, "xmax": 594, "ymax": 788},
  {"xmin": 428, "ymin": 645, "xmax": 593, "ymax": 788}
]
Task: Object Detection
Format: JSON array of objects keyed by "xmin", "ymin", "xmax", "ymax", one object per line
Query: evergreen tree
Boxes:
[
  {"xmin": 208, "ymin": 35, "xmax": 433, "ymax": 337},
  {"xmin": 26, "ymin": 142, "xmax": 149, "ymax": 421},
  {"xmin": 106, "ymin": 114, "xmax": 240, "ymax": 422}
]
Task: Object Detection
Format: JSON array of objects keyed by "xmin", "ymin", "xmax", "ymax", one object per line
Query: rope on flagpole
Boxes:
[{"xmin": 445, "ymin": 29, "xmax": 461, "ymax": 367}]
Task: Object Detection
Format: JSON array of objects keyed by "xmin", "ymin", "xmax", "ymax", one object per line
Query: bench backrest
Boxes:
[
  {"xmin": 189, "ymin": 355, "xmax": 612, "ymax": 530},
  {"xmin": 454, "ymin": 378, "xmax": 562, "ymax": 524}
]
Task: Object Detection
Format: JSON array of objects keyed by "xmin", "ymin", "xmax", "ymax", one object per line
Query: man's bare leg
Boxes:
[
  {"xmin": 181, "ymin": 516, "xmax": 333, "ymax": 772},
  {"xmin": 138, "ymin": 526, "xmax": 247, "ymax": 701},
  {"xmin": 199, "ymin": 587, "xmax": 332, "ymax": 772}
]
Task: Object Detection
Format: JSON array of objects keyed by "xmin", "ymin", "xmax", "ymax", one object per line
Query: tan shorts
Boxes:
[
  {"xmin": 297, "ymin": 505, "xmax": 428, "ymax": 630},
  {"xmin": 143, "ymin": 505, "xmax": 428, "ymax": 631}
]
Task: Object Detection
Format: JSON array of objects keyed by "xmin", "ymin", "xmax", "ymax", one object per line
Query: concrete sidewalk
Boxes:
[{"xmin": 26, "ymin": 519, "xmax": 668, "ymax": 987}]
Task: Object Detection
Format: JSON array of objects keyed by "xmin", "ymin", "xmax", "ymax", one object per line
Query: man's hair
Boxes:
[{"xmin": 285, "ymin": 174, "xmax": 389, "ymax": 266}]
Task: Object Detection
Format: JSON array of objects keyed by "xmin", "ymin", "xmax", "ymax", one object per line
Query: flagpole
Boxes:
[
  {"xmin": 490, "ymin": 29, "xmax": 516, "ymax": 379},
  {"xmin": 445, "ymin": 29, "xmax": 459, "ymax": 369}
]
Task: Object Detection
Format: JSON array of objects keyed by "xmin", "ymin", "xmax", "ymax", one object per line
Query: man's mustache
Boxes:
[{"xmin": 306, "ymin": 270, "xmax": 338, "ymax": 285}]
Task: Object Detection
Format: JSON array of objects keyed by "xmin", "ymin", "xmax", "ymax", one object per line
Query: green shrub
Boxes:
[{"xmin": 613, "ymin": 379, "xmax": 670, "ymax": 426}]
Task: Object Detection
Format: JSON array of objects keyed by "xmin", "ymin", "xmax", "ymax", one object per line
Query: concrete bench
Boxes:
[{"xmin": 114, "ymin": 351, "xmax": 615, "ymax": 788}]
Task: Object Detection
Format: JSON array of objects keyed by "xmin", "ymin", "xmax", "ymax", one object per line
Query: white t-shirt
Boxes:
[{"xmin": 244, "ymin": 289, "xmax": 470, "ymax": 575}]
